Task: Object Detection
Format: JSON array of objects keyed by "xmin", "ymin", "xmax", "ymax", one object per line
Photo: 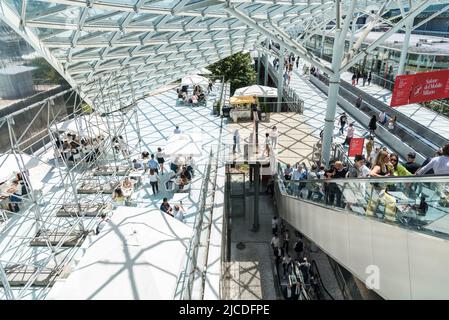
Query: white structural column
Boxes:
[
  {"xmin": 277, "ymin": 45, "xmax": 285, "ymax": 112},
  {"xmin": 257, "ymin": 50, "xmax": 261, "ymax": 80},
  {"xmin": 322, "ymin": 0, "xmax": 356, "ymax": 166},
  {"xmin": 264, "ymin": 38, "xmax": 269, "ymax": 86},
  {"xmin": 397, "ymin": 21, "xmax": 412, "ymax": 75},
  {"xmin": 397, "ymin": 0, "xmax": 413, "ymax": 76}
]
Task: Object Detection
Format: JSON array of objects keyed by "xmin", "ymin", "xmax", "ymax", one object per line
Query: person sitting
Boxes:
[
  {"xmin": 7, "ymin": 180, "xmax": 22, "ymax": 212},
  {"xmin": 181, "ymin": 166, "xmax": 192, "ymax": 181},
  {"xmin": 112, "ymin": 187, "xmax": 126, "ymax": 206},
  {"xmin": 121, "ymin": 177, "xmax": 134, "ymax": 192},
  {"xmin": 132, "ymin": 159, "xmax": 143, "ymax": 170},
  {"xmin": 160, "ymin": 197, "xmax": 173, "ymax": 216},
  {"xmin": 173, "ymin": 204, "xmax": 186, "ymax": 223},
  {"xmin": 95, "ymin": 213, "xmax": 109, "ymax": 235},
  {"xmin": 191, "ymin": 94, "xmax": 198, "ymax": 105},
  {"xmin": 177, "ymin": 173, "xmax": 189, "ymax": 190}
]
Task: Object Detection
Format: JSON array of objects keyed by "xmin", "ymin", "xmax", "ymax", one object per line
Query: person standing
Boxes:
[
  {"xmin": 353, "ymin": 154, "xmax": 370, "ymax": 177},
  {"xmin": 366, "ymin": 137, "xmax": 374, "ymax": 162},
  {"xmin": 296, "ymin": 56, "xmax": 299, "ymax": 69},
  {"xmin": 283, "ymin": 229, "xmax": 290, "ymax": 255},
  {"xmin": 233, "ymin": 129, "xmax": 241, "ymax": 154},
  {"xmin": 388, "ymin": 115, "xmax": 397, "ymax": 131},
  {"xmin": 367, "ymin": 71, "xmax": 372, "ymax": 85},
  {"xmin": 342, "ymin": 123, "xmax": 354, "ymax": 146},
  {"xmin": 368, "ymin": 115, "xmax": 377, "ymax": 136},
  {"xmin": 174, "ymin": 125, "xmax": 181, "ymax": 134},
  {"xmin": 208, "ymin": 80, "xmax": 213, "ymax": 93},
  {"xmin": 156, "ymin": 147, "xmax": 165, "ymax": 174},
  {"xmin": 402, "ymin": 152, "xmax": 420, "ymax": 174},
  {"xmin": 294, "ymin": 238, "xmax": 304, "ymax": 260},
  {"xmin": 362, "ymin": 72, "xmax": 368, "ymax": 86},
  {"xmin": 339, "ymin": 112, "xmax": 347, "ymax": 135},
  {"xmin": 270, "ymin": 126, "xmax": 279, "ymax": 149},
  {"xmin": 351, "ymin": 73, "xmax": 356, "ymax": 86},
  {"xmin": 356, "ymin": 70, "xmax": 361, "ymax": 85},
  {"xmin": 379, "ymin": 111, "xmax": 387, "ymax": 125},
  {"xmin": 272, "ymin": 216, "xmax": 279, "ymax": 235},
  {"xmin": 416, "ymin": 144, "xmax": 449, "ymax": 175},
  {"xmin": 148, "ymin": 154, "xmax": 160, "ymax": 174},
  {"xmin": 148, "ymin": 169, "xmax": 160, "ymax": 195},
  {"xmin": 355, "ymin": 95, "xmax": 362, "ymax": 109}
]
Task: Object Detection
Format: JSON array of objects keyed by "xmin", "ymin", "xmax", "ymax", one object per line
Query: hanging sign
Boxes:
[
  {"xmin": 391, "ymin": 69, "xmax": 449, "ymax": 107},
  {"xmin": 348, "ymin": 137, "xmax": 365, "ymax": 157}
]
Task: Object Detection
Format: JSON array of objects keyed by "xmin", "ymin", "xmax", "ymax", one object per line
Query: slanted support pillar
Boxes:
[
  {"xmin": 398, "ymin": 21, "xmax": 412, "ymax": 75},
  {"xmin": 277, "ymin": 45, "xmax": 285, "ymax": 112},
  {"xmin": 322, "ymin": 0, "xmax": 356, "ymax": 166},
  {"xmin": 251, "ymin": 163, "xmax": 260, "ymax": 232},
  {"xmin": 257, "ymin": 50, "xmax": 261, "ymax": 81}
]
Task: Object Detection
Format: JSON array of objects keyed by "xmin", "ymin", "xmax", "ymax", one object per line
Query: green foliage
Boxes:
[
  {"xmin": 207, "ymin": 52, "xmax": 256, "ymax": 95},
  {"xmin": 28, "ymin": 57, "xmax": 65, "ymax": 84}
]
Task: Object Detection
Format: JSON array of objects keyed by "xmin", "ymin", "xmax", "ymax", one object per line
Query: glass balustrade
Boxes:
[{"xmin": 277, "ymin": 164, "xmax": 449, "ymax": 239}]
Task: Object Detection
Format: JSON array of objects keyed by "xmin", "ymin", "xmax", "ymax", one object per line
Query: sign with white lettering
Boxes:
[{"xmin": 390, "ymin": 69, "xmax": 449, "ymax": 107}]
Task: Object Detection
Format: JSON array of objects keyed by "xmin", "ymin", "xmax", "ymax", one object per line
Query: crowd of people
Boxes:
[
  {"xmin": 55, "ymin": 132, "xmax": 106, "ymax": 164},
  {"xmin": 283, "ymin": 143, "xmax": 449, "ymax": 211},
  {"xmin": 177, "ymin": 84, "xmax": 207, "ymax": 106},
  {"xmin": 271, "ymin": 216, "xmax": 321, "ymax": 300}
]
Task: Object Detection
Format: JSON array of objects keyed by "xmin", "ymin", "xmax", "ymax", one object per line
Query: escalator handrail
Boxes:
[{"xmin": 310, "ymin": 260, "xmax": 335, "ymax": 300}]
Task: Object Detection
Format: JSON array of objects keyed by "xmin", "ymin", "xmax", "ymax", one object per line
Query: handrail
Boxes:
[{"xmin": 310, "ymin": 260, "xmax": 335, "ymax": 300}]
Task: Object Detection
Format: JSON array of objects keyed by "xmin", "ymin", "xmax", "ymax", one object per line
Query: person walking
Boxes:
[
  {"xmin": 367, "ymin": 71, "xmax": 372, "ymax": 85},
  {"xmin": 368, "ymin": 115, "xmax": 377, "ymax": 136},
  {"xmin": 355, "ymin": 95, "xmax": 362, "ymax": 109},
  {"xmin": 156, "ymin": 147, "xmax": 165, "ymax": 174},
  {"xmin": 339, "ymin": 112, "xmax": 347, "ymax": 135},
  {"xmin": 356, "ymin": 70, "xmax": 361, "ymax": 85},
  {"xmin": 148, "ymin": 169, "xmax": 160, "ymax": 195},
  {"xmin": 272, "ymin": 216, "xmax": 279, "ymax": 235},
  {"xmin": 362, "ymin": 72, "xmax": 368, "ymax": 86},
  {"xmin": 233, "ymin": 129, "xmax": 241, "ymax": 154}
]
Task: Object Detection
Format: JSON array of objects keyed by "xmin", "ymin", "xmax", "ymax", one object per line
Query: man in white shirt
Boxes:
[
  {"xmin": 417, "ymin": 145, "xmax": 449, "ymax": 175},
  {"xmin": 173, "ymin": 204, "xmax": 186, "ymax": 223}
]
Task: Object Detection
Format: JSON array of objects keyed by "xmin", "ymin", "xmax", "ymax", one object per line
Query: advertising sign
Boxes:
[
  {"xmin": 348, "ymin": 137, "xmax": 365, "ymax": 157},
  {"xmin": 390, "ymin": 69, "xmax": 449, "ymax": 107}
]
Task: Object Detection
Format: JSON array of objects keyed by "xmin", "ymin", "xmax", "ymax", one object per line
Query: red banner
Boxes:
[
  {"xmin": 390, "ymin": 69, "xmax": 449, "ymax": 107},
  {"xmin": 348, "ymin": 138, "xmax": 365, "ymax": 157}
]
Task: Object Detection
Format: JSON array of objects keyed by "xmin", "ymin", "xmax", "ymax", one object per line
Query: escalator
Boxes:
[
  {"xmin": 274, "ymin": 170, "xmax": 449, "ymax": 299},
  {"xmin": 309, "ymin": 72, "xmax": 447, "ymax": 160}
]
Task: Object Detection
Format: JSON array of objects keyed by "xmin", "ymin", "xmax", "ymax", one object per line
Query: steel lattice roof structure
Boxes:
[{"xmin": 1, "ymin": 0, "xmax": 449, "ymax": 112}]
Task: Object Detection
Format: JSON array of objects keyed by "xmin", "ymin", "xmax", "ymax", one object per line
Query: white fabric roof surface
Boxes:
[
  {"xmin": 233, "ymin": 85, "xmax": 278, "ymax": 98},
  {"xmin": 164, "ymin": 133, "xmax": 203, "ymax": 156},
  {"xmin": 48, "ymin": 207, "xmax": 191, "ymax": 300},
  {"xmin": 0, "ymin": 153, "xmax": 53, "ymax": 190}
]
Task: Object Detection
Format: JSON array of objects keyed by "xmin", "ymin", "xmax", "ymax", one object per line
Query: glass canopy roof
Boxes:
[{"xmin": 1, "ymin": 0, "xmax": 448, "ymax": 111}]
